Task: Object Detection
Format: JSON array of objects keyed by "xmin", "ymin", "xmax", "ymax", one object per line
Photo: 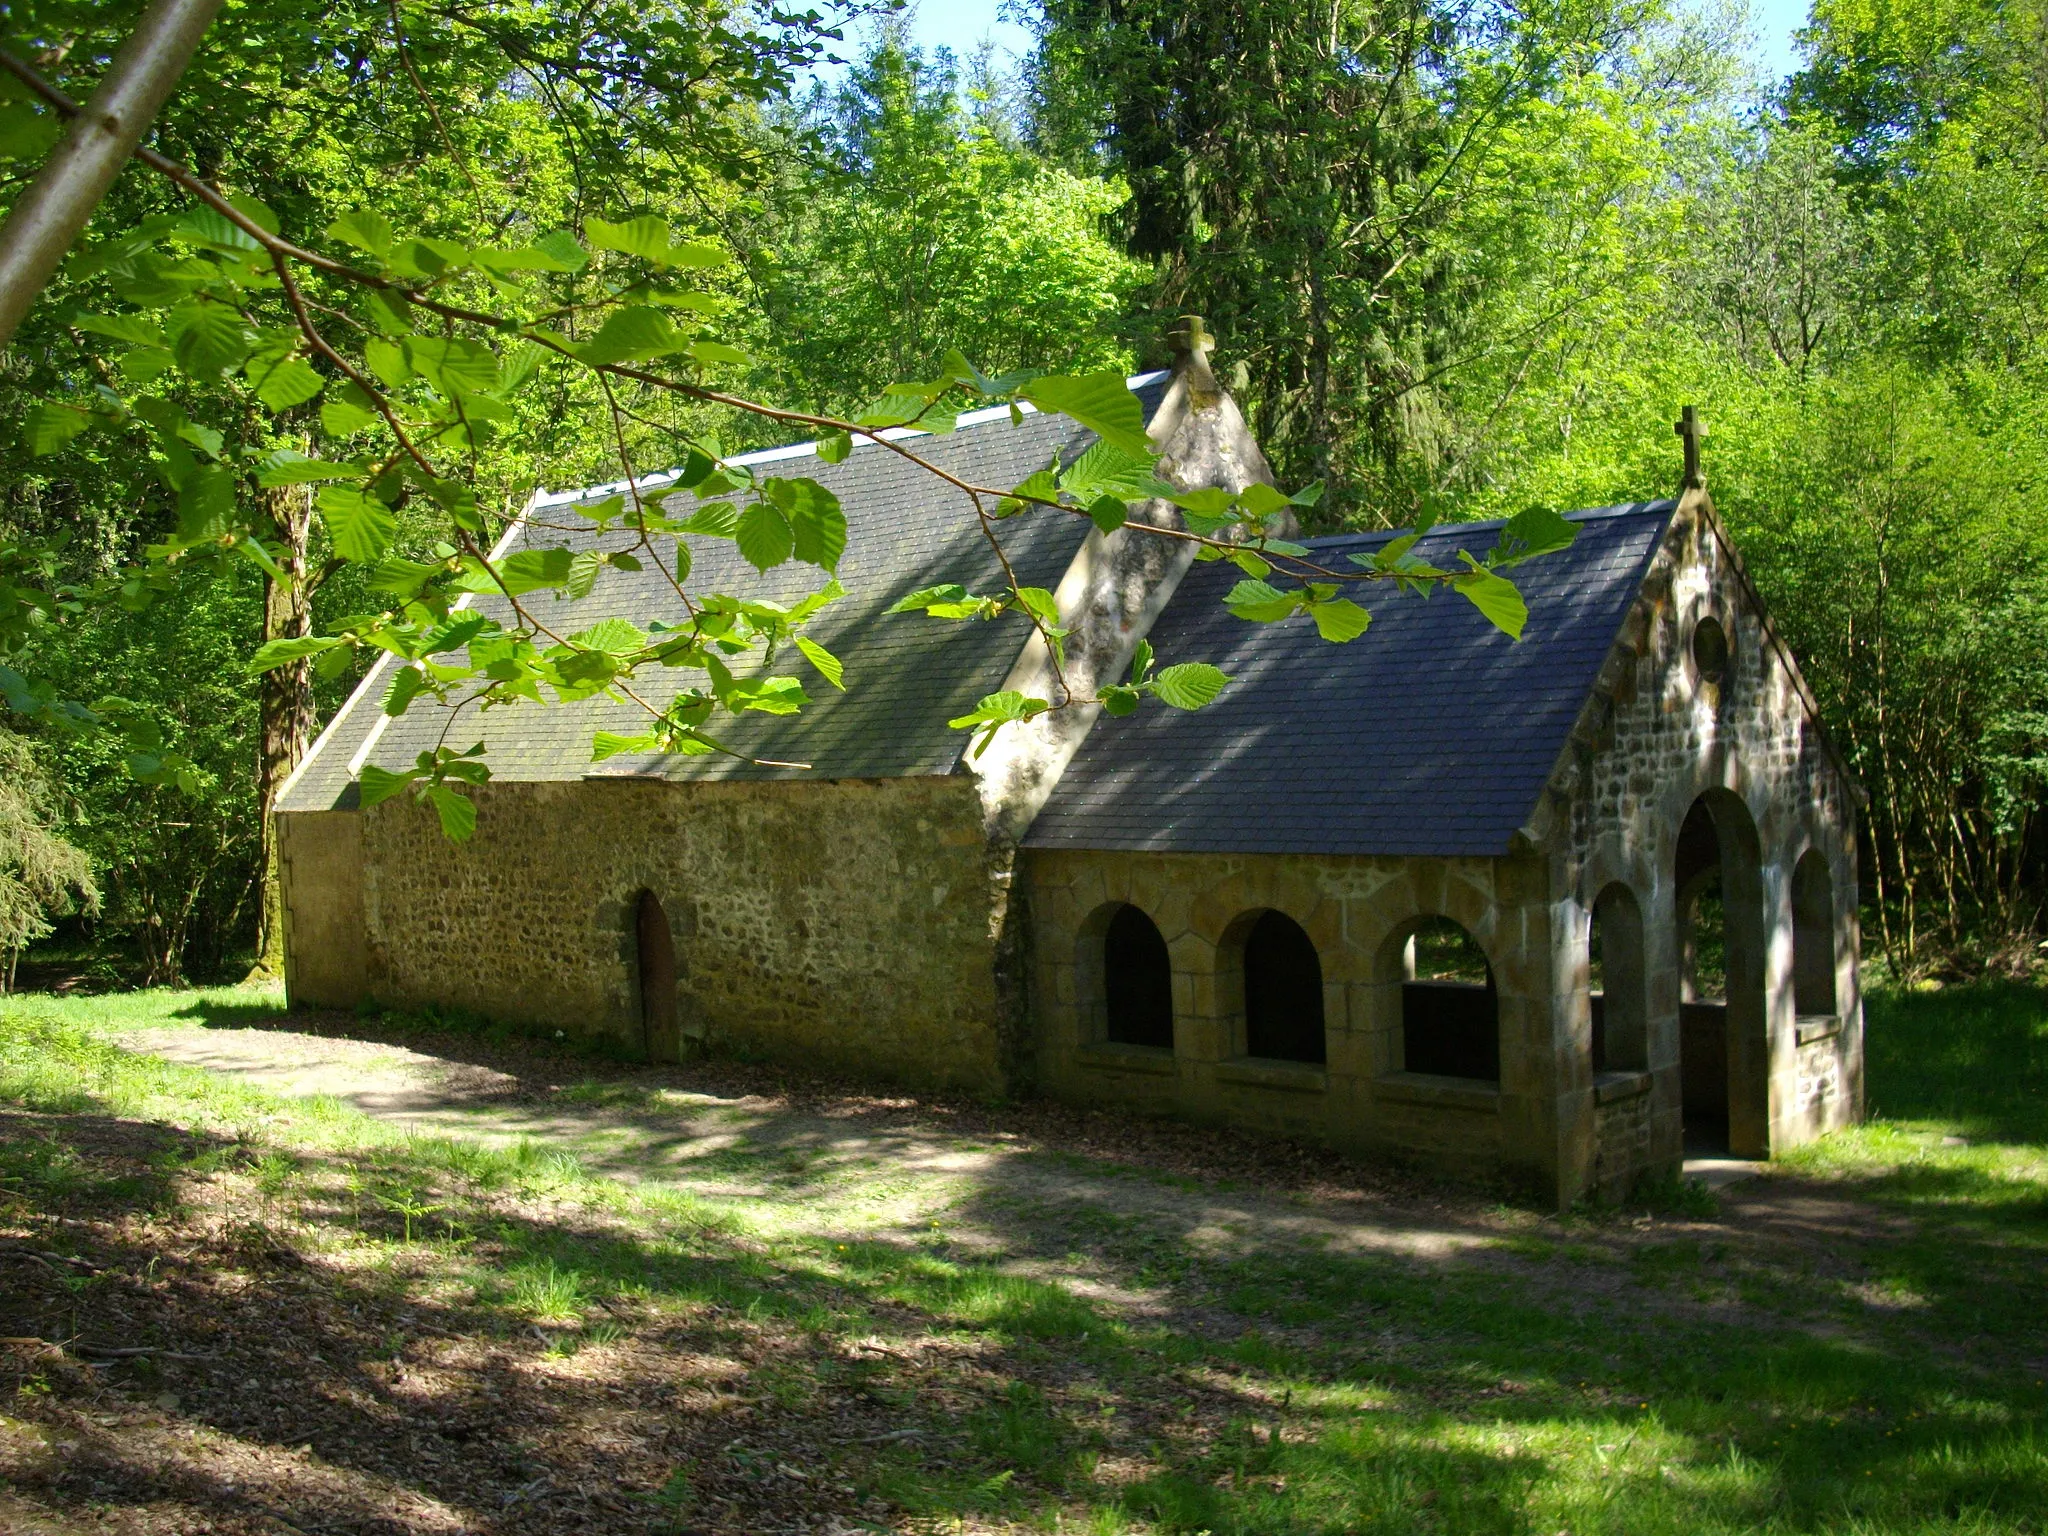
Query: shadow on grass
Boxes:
[
  {"xmin": 5, "ymin": 1086, "xmax": 2048, "ymax": 1535},
  {"xmin": 7, "ymin": 984, "xmax": 2048, "ymax": 1532},
  {"xmin": 1866, "ymin": 981, "xmax": 2048, "ymax": 1144}
]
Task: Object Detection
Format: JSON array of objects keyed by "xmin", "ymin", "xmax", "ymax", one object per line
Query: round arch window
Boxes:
[{"xmin": 1691, "ymin": 615, "xmax": 1730, "ymax": 686}]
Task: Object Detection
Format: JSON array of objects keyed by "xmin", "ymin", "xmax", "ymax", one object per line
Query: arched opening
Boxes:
[
  {"xmin": 1103, "ymin": 903, "xmax": 1174, "ymax": 1049},
  {"xmin": 1590, "ymin": 883, "xmax": 1647, "ymax": 1074},
  {"xmin": 1400, "ymin": 916, "xmax": 1498, "ymax": 1081},
  {"xmin": 1792, "ymin": 850, "xmax": 1837, "ymax": 1018},
  {"xmin": 1674, "ymin": 793, "xmax": 1769, "ymax": 1156},
  {"xmin": 1241, "ymin": 910, "xmax": 1325, "ymax": 1064},
  {"xmin": 635, "ymin": 889, "xmax": 679, "ymax": 1064}
]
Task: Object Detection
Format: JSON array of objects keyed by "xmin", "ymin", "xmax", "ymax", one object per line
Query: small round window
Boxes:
[{"xmin": 1692, "ymin": 615, "xmax": 1730, "ymax": 685}]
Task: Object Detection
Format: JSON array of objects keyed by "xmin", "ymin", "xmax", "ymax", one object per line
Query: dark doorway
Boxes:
[
  {"xmin": 1673, "ymin": 792, "xmax": 1776, "ymax": 1156},
  {"xmin": 1400, "ymin": 917, "xmax": 1499, "ymax": 1081},
  {"xmin": 635, "ymin": 889, "xmax": 679, "ymax": 1064},
  {"xmin": 1103, "ymin": 904, "xmax": 1174, "ymax": 1049},
  {"xmin": 1676, "ymin": 801, "xmax": 1729, "ymax": 1151},
  {"xmin": 1243, "ymin": 910, "xmax": 1325, "ymax": 1064}
]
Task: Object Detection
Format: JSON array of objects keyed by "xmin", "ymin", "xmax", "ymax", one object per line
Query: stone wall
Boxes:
[
  {"xmin": 1536, "ymin": 490, "xmax": 1863, "ymax": 1195},
  {"xmin": 1024, "ymin": 493, "xmax": 1864, "ymax": 1208},
  {"xmin": 283, "ymin": 774, "xmax": 1013, "ymax": 1093},
  {"xmin": 1022, "ymin": 845, "xmax": 1560, "ymax": 1193},
  {"xmin": 278, "ymin": 811, "xmax": 366, "ymax": 1009}
]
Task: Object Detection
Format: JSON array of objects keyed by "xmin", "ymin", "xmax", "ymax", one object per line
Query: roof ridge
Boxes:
[
  {"xmin": 1293, "ymin": 500, "xmax": 1678, "ymax": 550},
  {"xmin": 532, "ymin": 368, "xmax": 1174, "ymax": 510}
]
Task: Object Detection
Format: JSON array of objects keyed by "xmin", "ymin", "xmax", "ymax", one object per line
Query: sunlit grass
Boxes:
[{"xmin": 4, "ymin": 982, "xmax": 2047, "ymax": 1532}]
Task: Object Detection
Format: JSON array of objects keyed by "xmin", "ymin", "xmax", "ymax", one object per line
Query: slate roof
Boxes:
[
  {"xmin": 279, "ymin": 373, "xmax": 1171, "ymax": 812},
  {"xmin": 1022, "ymin": 501, "xmax": 1677, "ymax": 858}
]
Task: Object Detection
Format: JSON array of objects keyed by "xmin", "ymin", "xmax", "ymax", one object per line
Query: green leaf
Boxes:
[
  {"xmin": 1130, "ymin": 639, "xmax": 1155, "ymax": 684},
  {"xmin": 1151, "ymin": 662, "xmax": 1229, "ymax": 710},
  {"xmin": 426, "ymin": 784, "xmax": 477, "ymax": 841},
  {"xmin": 475, "ymin": 242, "xmax": 581, "ymax": 273},
  {"xmin": 249, "ymin": 636, "xmax": 344, "ymax": 673},
  {"xmin": 1060, "ymin": 441, "xmax": 1170, "ymax": 502},
  {"xmin": 1237, "ymin": 482, "xmax": 1292, "ymax": 520},
  {"xmin": 320, "ymin": 397, "xmax": 378, "ymax": 436},
  {"xmin": 1228, "ymin": 548, "xmax": 1271, "ymax": 579},
  {"xmin": 404, "ymin": 336, "xmax": 498, "ymax": 395},
  {"xmin": 578, "ymin": 306, "xmax": 686, "ymax": 366},
  {"xmin": 177, "ymin": 464, "xmax": 237, "ymax": 538},
  {"xmin": 533, "ymin": 229, "xmax": 590, "ymax": 270},
  {"xmin": 794, "ymin": 635, "xmax": 844, "ymax": 689},
  {"xmin": 888, "ymin": 583, "xmax": 992, "ymax": 618},
  {"xmin": 383, "ymin": 665, "xmax": 429, "ymax": 717},
  {"xmin": 1088, "ymin": 495, "xmax": 1127, "ymax": 534},
  {"xmin": 1309, "ymin": 598, "xmax": 1372, "ymax": 643},
  {"xmin": 1456, "ymin": 562, "xmax": 1529, "ymax": 639},
  {"xmin": 258, "ymin": 455, "xmax": 359, "ymax": 487},
  {"xmin": 586, "ymin": 215, "xmax": 676, "ymax": 262},
  {"xmin": 119, "ymin": 347, "xmax": 174, "ymax": 383},
  {"xmin": 0, "ymin": 100, "xmax": 58, "ymax": 161},
  {"xmin": 364, "ymin": 337, "xmax": 412, "ymax": 387},
  {"xmin": 423, "ymin": 614, "xmax": 491, "ymax": 657},
  {"xmin": 364, "ymin": 288, "xmax": 412, "ymax": 336},
  {"xmin": 167, "ymin": 302, "xmax": 251, "ymax": 375},
  {"xmin": 356, "ymin": 762, "xmax": 413, "ymax": 807},
  {"xmin": 225, "ymin": 193, "xmax": 279, "ymax": 235},
  {"xmin": 23, "ymin": 402, "xmax": 92, "ymax": 455},
  {"xmin": 318, "ymin": 485, "xmax": 398, "ymax": 563},
  {"xmin": 326, "ymin": 209, "xmax": 393, "ymax": 258},
  {"xmin": 566, "ymin": 548, "xmax": 603, "ymax": 600},
  {"xmin": 685, "ymin": 338, "xmax": 750, "ymax": 367},
  {"xmin": 1097, "ymin": 683, "xmax": 1141, "ymax": 717},
  {"xmin": 245, "ymin": 353, "xmax": 324, "ymax": 411},
  {"xmin": 1493, "ymin": 505, "xmax": 1580, "ymax": 568},
  {"xmin": 592, "ymin": 731, "xmax": 658, "ymax": 761},
  {"xmin": 816, "ymin": 430, "xmax": 852, "ymax": 464},
  {"xmin": 1223, "ymin": 579, "xmax": 1303, "ymax": 623},
  {"xmin": 176, "ymin": 206, "xmax": 262, "ymax": 255},
  {"xmin": 577, "ymin": 617, "xmax": 647, "ymax": 654},
  {"xmin": 767, "ymin": 478, "xmax": 847, "ymax": 571},
  {"xmin": 494, "ymin": 547, "xmax": 576, "ymax": 595},
  {"xmin": 387, "ymin": 237, "xmax": 470, "ymax": 280},
  {"xmin": 664, "ymin": 240, "xmax": 729, "ymax": 268},
  {"xmin": 856, "ymin": 390, "xmax": 954, "ymax": 433},
  {"xmin": 71, "ymin": 312, "xmax": 165, "ymax": 346},
  {"xmin": 1022, "ymin": 372, "xmax": 1150, "ymax": 457},
  {"xmin": 736, "ymin": 500, "xmax": 794, "ymax": 571},
  {"xmin": 948, "ymin": 690, "xmax": 1051, "ymax": 758},
  {"xmin": 725, "ymin": 676, "xmax": 809, "ymax": 715},
  {"xmin": 948, "ymin": 690, "xmax": 1050, "ymax": 729},
  {"xmin": 677, "ymin": 500, "xmax": 739, "ymax": 537}
]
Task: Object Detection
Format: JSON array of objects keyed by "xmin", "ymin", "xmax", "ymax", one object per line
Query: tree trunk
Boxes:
[{"xmin": 247, "ymin": 480, "xmax": 314, "ymax": 982}]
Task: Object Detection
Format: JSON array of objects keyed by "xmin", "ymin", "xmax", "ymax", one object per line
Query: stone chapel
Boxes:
[{"xmin": 275, "ymin": 336, "xmax": 1864, "ymax": 1205}]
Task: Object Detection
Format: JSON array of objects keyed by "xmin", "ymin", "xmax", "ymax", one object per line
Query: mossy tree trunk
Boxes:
[{"xmin": 249, "ymin": 480, "xmax": 314, "ymax": 982}]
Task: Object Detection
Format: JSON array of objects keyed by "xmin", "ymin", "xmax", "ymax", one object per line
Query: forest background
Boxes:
[{"xmin": 0, "ymin": 0, "xmax": 2041, "ymax": 989}]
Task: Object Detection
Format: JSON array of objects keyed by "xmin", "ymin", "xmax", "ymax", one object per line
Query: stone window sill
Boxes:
[
  {"xmin": 1215, "ymin": 1057, "xmax": 1328, "ymax": 1093},
  {"xmin": 1795, "ymin": 1015, "xmax": 1843, "ymax": 1047},
  {"xmin": 1594, "ymin": 1069, "xmax": 1653, "ymax": 1105},
  {"xmin": 1375, "ymin": 1071, "xmax": 1500, "ymax": 1113},
  {"xmin": 1074, "ymin": 1042, "xmax": 1177, "ymax": 1076}
]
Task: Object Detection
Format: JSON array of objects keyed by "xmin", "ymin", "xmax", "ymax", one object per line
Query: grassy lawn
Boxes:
[{"xmin": 0, "ymin": 983, "xmax": 2043, "ymax": 1534}]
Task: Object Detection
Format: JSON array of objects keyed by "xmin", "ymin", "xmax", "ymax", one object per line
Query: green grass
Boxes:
[{"xmin": 3, "ymin": 982, "xmax": 2047, "ymax": 1533}]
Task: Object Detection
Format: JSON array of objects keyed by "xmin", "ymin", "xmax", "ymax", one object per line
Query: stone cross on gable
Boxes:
[
  {"xmin": 1674, "ymin": 404, "xmax": 1706, "ymax": 490},
  {"xmin": 1169, "ymin": 314, "xmax": 1215, "ymax": 362}
]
